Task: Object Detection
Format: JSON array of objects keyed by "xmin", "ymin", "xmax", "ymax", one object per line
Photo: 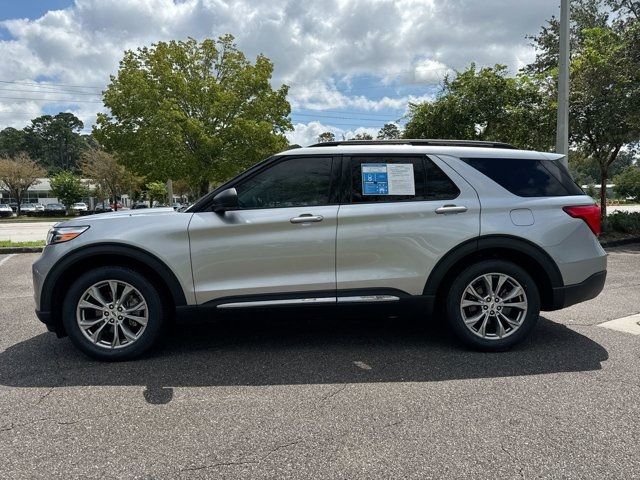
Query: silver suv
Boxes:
[{"xmin": 32, "ymin": 140, "xmax": 607, "ymax": 360}]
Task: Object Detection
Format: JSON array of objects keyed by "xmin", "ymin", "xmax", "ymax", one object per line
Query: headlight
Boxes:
[{"xmin": 46, "ymin": 226, "xmax": 90, "ymax": 245}]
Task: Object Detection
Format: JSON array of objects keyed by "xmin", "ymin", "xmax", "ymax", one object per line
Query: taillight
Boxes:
[{"xmin": 563, "ymin": 205, "xmax": 601, "ymax": 236}]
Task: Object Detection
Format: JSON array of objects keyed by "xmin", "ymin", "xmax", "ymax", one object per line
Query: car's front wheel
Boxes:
[
  {"xmin": 62, "ymin": 266, "xmax": 165, "ymax": 361},
  {"xmin": 446, "ymin": 260, "xmax": 540, "ymax": 351}
]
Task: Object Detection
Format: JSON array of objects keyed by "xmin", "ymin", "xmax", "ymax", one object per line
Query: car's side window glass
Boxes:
[
  {"xmin": 350, "ymin": 156, "xmax": 426, "ymax": 203},
  {"xmin": 235, "ymin": 157, "xmax": 333, "ymax": 209},
  {"xmin": 425, "ymin": 157, "xmax": 460, "ymax": 200}
]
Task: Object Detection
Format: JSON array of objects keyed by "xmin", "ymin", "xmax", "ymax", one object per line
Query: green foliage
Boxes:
[
  {"xmin": 50, "ymin": 171, "xmax": 86, "ymax": 210},
  {"xmin": 94, "ymin": 35, "xmax": 292, "ymax": 195},
  {"xmin": 403, "ymin": 65, "xmax": 556, "ymax": 151},
  {"xmin": 352, "ymin": 132, "xmax": 373, "ymax": 140},
  {"xmin": 527, "ymin": 0, "xmax": 640, "ymax": 218},
  {"xmin": 603, "ymin": 211, "xmax": 640, "ymax": 233},
  {"xmin": 317, "ymin": 132, "xmax": 335, "ymax": 143},
  {"xmin": 377, "ymin": 123, "xmax": 401, "ymax": 139},
  {"xmin": 82, "ymin": 150, "xmax": 140, "ymax": 210},
  {"xmin": 0, "ymin": 153, "xmax": 45, "ymax": 215},
  {"xmin": 0, "ymin": 127, "xmax": 27, "ymax": 157},
  {"xmin": 23, "ymin": 113, "xmax": 87, "ymax": 173},
  {"xmin": 146, "ymin": 181, "xmax": 167, "ymax": 205},
  {"xmin": 613, "ymin": 165, "xmax": 640, "ymax": 199}
]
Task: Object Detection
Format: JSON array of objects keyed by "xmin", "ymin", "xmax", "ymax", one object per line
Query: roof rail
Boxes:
[{"xmin": 308, "ymin": 139, "xmax": 516, "ymax": 149}]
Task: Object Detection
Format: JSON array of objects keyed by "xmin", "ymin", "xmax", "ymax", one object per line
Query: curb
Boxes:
[
  {"xmin": 599, "ymin": 236, "xmax": 640, "ymax": 248},
  {"xmin": 0, "ymin": 247, "xmax": 44, "ymax": 254}
]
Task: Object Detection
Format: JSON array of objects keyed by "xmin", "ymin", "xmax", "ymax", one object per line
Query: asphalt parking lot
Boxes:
[{"xmin": 1, "ymin": 249, "xmax": 639, "ymax": 479}]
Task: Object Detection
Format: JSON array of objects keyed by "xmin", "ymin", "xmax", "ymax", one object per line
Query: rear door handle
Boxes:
[
  {"xmin": 435, "ymin": 205, "xmax": 468, "ymax": 215},
  {"xmin": 290, "ymin": 214, "xmax": 324, "ymax": 224}
]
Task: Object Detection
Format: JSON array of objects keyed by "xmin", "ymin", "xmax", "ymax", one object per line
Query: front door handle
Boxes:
[
  {"xmin": 290, "ymin": 214, "xmax": 324, "ymax": 224},
  {"xmin": 435, "ymin": 205, "xmax": 468, "ymax": 215}
]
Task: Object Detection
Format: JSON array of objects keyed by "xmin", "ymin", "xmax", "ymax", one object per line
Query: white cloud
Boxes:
[
  {"xmin": 0, "ymin": 0, "xmax": 560, "ymax": 130},
  {"xmin": 287, "ymin": 121, "xmax": 396, "ymax": 147}
]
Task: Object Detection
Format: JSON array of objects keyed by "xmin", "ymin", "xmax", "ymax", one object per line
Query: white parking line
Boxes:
[
  {"xmin": 0, "ymin": 254, "xmax": 16, "ymax": 268},
  {"xmin": 598, "ymin": 314, "xmax": 640, "ymax": 335}
]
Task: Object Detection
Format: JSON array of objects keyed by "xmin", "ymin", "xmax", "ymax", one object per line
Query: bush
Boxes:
[{"xmin": 603, "ymin": 211, "xmax": 640, "ymax": 234}]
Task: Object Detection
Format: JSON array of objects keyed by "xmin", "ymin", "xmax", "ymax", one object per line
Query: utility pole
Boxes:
[
  {"xmin": 556, "ymin": 0, "xmax": 570, "ymax": 168},
  {"xmin": 166, "ymin": 179, "xmax": 173, "ymax": 207}
]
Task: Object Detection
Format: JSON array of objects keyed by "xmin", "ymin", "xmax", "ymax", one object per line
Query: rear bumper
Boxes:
[{"xmin": 550, "ymin": 270, "xmax": 607, "ymax": 310}]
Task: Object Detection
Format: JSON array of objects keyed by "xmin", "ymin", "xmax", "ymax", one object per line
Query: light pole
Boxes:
[{"xmin": 556, "ymin": 0, "xmax": 570, "ymax": 168}]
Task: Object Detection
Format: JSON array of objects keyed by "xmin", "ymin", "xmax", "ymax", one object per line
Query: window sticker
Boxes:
[{"xmin": 362, "ymin": 163, "xmax": 415, "ymax": 195}]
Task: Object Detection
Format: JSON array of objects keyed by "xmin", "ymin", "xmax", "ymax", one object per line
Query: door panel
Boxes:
[
  {"xmin": 189, "ymin": 206, "xmax": 338, "ymax": 304},
  {"xmin": 336, "ymin": 155, "xmax": 480, "ymax": 295}
]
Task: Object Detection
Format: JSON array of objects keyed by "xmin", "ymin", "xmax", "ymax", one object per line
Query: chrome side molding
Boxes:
[
  {"xmin": 337, "ymin": 295, "xmax": 400, "ymax": 303},
  {"xmin": 216, "ymin": 294, "xmax": 400, "ymax": 309},
  {"xmin": 217, "ymin": 297, "xmax": 336, "ymax": 309}
]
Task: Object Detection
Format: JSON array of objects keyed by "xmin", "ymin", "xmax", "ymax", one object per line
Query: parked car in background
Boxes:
[
  {"xmin": 20, "ymin": 203, "xmax": 37, "ymax": 215},
  {"xmin": 110, "ymin": 201, "xmax": 123, "ymax": 210},
  {"xmin": 172, "ymin": 202, "xmax": 182, "ymax": 210},
  {"xmin": 44, "ymin": 203, "xmax": 67, "ymax": 216},
  {"xmin": 131, "ymin": 202, "xmax": 149, "ymax": 209},
  {"xmin": 94, "ymin": 202, "xmax": 114, "ymax": 213},
  {"xmin": 33, "ymin": 203, "xmax": 45, "ymax": 215},
  {"xmin": 0, "ymin": 204, "xmax": 13, "ymax": 217},
  {"xmin": 72, "ymin": 202, "xmax": 88, "ymax": 213}
]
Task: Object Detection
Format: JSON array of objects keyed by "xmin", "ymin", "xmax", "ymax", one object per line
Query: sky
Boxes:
[{"xmin": 0, "ymin": 0, "xmax": 559, "ymax": 146}]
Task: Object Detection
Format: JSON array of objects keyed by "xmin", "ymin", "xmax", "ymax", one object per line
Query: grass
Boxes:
[{"xmin": 0, "ymin": 240, "xmax": 45, "ymax": 248}]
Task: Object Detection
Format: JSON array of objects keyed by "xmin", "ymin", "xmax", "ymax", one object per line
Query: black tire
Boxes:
[
  {"xmin": 445, "ymin": 260, "xmax": 540, "ymax": 351},
  {"xmin": 62, "ymin": 266, "xmax": 166, "ymax": 361}
]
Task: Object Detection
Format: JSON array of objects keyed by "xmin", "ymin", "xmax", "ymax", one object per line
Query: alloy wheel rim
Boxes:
[
  {"xmin": 459, "ymin": 272, "xmax": 528, "ymax": 340},
  {"xmin": 76, "ymin": 280, "xmax": 148, "ymax": 350}
]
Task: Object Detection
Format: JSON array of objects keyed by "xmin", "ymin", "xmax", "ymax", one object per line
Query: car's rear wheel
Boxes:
[
  {"xmin": 446, "ymin": 260, "xmax": 540, "ymax": 351},
  {"xmin": 62, "ymin": 266, "xmax": 165, "ymax": 361}
]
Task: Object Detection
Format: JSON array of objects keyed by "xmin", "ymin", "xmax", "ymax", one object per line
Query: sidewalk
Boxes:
[{"xmin": 0, "ymin": 221, "xmax": 56, "ymax": 242}]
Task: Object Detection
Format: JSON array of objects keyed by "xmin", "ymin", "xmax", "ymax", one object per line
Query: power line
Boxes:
[
  {"xmin": 292, "ymin": 113, "xmax": 400, "ymax": 122},
  {"xmin": 0, "ymin": 79, "xmax": 103, "ymax": 90},
  {"xmin": 294, "ymin": 108, "xmax": 403, "ymax": 117},
  {"xmin": 0, "ymin": 95, "xmax": 103, "ymax": 103},
  {"xmin": 0, "ymin": 87, "xmax": 102, "ymax": 97}
]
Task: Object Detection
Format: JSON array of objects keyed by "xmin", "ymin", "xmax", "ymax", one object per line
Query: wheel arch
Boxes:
[
  {"xmin": 41, "ymin": 243, "xmax": 187, "ymax": 336},
  {"xmin": 424, "ymin": 235, "xmax": 563, "ymax": 311}
]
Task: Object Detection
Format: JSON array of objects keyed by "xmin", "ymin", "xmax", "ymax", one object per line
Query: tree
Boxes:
[
  {"xmin": 50, "ymin": 171, "xmax": 86, "ymax": 213},
  {"xmin": 146, "ymin": 181, "xmax": 167, "ymax": 206},
  {"xmin": 0, "ymin": 153, "xmax": 45, "ymax": 215},
  {"xmin": 0, "ymin": 127, "xmax": 27, "ymax": 157},
  {"xmin": 23, "ymin": 112, "xmax": 86, "ymax": 173},
  {"xmin": 569, "ymin": 25, "xmax": 640, "ymax": 216},
  {"xmin": 94, "ymin": 35, "xmax": 292, "ymax": 196},
  {"xmin": 82, "ymin": 150, "xmax": 139, "ymax": 211},
  {"xmin": 352, "ymin": 132, "xmax": 373, "ymax": 140},
  {"xmin": 317, "ymin": 132, "xmax": 335, "ymax": 143},
  {"xmin": 613, "ymin": 165, "xmax": 640, "ymax": 200},
  {"xmin": 527, "ymin": 0, "xmax": 640, "ymax": 218},
  {"xmin": 377, "ymin": 123, "xmax": 401, "ymax": 139},
  {"xmin": 403, "ymin": 65, "xmax": 556, "ymax": 151}
]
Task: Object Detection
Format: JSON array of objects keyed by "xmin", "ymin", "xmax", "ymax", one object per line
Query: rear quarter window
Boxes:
[{"xmin": 461, "ymin": 157, "xmax": 584, "ymax": 197}]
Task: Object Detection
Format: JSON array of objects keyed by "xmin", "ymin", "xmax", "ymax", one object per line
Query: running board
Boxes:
[{"xmin": 216, "ymin": 295, "xmax": 400, "ymax": 309}]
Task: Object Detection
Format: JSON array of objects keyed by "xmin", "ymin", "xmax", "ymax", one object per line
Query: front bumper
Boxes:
[
  {"xmin": 550, "ymin": 270, "xmax": 607, "ymax": 310},
  {"xmin": 34, "ymin": 309, "xmax": 65, "ymax": 336}
]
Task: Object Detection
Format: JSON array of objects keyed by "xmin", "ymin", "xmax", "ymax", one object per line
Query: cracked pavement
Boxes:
[{"xmin": 0, "ymin": 248, "xmax": 639, "ymax": 479}]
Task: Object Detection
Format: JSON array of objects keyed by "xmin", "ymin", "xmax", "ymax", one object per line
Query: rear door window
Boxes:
[{"xmin": 461, "ymin": 157, "xmax": 584, "ymax": 197}]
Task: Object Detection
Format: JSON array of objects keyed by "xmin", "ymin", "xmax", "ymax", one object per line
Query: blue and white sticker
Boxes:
[{"xmin": 362, "ymin": 163, "xmax": 415, "ymax": 196}]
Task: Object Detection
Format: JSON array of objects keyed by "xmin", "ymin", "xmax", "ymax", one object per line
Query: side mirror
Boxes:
[{"xmin": 212, "ymin": 188, "xmax": 239, "ymax": 213}]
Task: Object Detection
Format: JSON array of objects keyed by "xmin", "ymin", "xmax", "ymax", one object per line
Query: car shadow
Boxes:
[{"xmin": 0, "ymin": 313, "xmax": 608, "ymax": 404}]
